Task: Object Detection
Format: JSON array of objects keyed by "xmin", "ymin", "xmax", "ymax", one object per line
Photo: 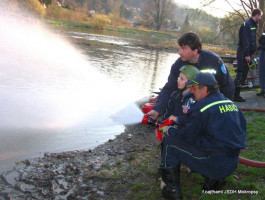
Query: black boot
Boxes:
[
  {"xmin": 256, "ymin": 91, "xmax": 265, "ymax": 96},
  {"xmin": 158, "ymin": 165, "xmax": 182, "ymax": 200},
  {"xmin": 203, "ymin": 177, "xmax": 226, "ymax": 190},
  {"xmin": 233, "ymin": 87, "xmax": 246, "ymax": 102}
]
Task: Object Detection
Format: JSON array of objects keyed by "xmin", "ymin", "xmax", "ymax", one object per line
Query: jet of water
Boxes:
[
  {"xmin": 110, "ymin": 102, "xmax": 144, "ymax": 125},
  {"xmin": 0, "ymin": 7, "xmax": 143, "ymax": 130}
]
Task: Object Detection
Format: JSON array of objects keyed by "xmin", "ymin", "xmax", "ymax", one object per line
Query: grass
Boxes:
[{"xmin": 124, "ymin": 112, "xmax": 264, "ymax": 200}]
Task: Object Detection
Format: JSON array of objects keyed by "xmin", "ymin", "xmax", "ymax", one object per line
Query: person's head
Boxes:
[
  {"xmin": 178, "ymin": 65, "xmax": 200, "ymax": 90},
  {"xmin": 185, "ymin": 72, "xmax": 218, "ymax": 101},
  {"xmin": 252, "ymin": 8, "xmax": 263, "ymax": 22},
  {"xmin": 177, "ymin": 32, "xmax": 202, "ymax": 63}
]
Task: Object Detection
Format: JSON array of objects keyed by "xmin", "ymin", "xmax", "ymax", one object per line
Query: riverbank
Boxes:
[
  {"xmin": 45, "ymin": 18, "xmax": 236, "ymax": 57},
  {"xmin": 0, "ymin": 123, "xmax": 162, "ymax": 199},
  {"xmin": 1, "ymin": 93, "xmax": 265, "ymax": 199}
]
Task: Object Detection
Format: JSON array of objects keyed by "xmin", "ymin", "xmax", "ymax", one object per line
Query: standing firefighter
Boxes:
[
  {"xmin": 234, "ymin": 8, "xmax": 263, "ymax": 102},
  {"xmin": 257, "ymin": 29, "xmax": 265, "ymax": 97}
]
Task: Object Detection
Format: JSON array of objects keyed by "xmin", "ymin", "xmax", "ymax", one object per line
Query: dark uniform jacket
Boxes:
[
  {"xmin": 238, "ymin": 18, "xmax": 258, "ymax": 56},
  {"xmin": 258, "ymin": 30, "xmax": 265, "ymax": 51},
  {"xmin": 163, "ymin": 90, "xmax": 194, "ymax": 124},
  {"xmin": 154, "ymin": 50, "xmax": 235, "ymax": 114},
  {"xmin": 167, "ymin": 91, "xmax": 247, "ymax": 157}
]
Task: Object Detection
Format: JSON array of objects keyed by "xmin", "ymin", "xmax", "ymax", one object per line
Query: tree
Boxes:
[
  {"xmin": 219, "ymin": 13, "xmax": 243, "ymax": 45},
  {"xmin": 202, "ymin": 0, "xmax": 265, "ymax": 37},
  {"xmin": 142, "ymin": 0, "xmax": 176, "ymax": 30},
  {"xmin": 120, "ymin": 4, "xmax": 133, "ymax": 19},
  {"xmin": 39, "ymin": 0, "xmax": 52, "ymax": 5},
  {"xmin": 12, "ymin": 0, "xmax": 46, "ymax": 17},
  {"xmin": 181, "ymin": 14, "xmax": 190, "ymax": 32}
]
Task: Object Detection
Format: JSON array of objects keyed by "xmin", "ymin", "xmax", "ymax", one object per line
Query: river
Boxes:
[{"xmin": 0, "ymin": 18, "xmax": 179, "ymax": 172}]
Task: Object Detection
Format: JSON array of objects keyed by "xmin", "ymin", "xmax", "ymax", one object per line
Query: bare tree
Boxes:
[
  {"xmin": 142, "ymin": 0, "xmax": 176, "ymax": 30},
  {"xmin": 202, "ymin": 0, "xmax": 265, "ymax": 37}
]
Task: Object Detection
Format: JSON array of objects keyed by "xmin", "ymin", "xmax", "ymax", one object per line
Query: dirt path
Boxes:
[{"xmin": 234, "ymin": 90, "xmax": 265, "ymax": 109}]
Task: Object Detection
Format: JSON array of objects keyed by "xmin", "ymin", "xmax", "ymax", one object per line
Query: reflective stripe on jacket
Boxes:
[
  {"xmin": 167, "ymin": 91, "xmax": 247, "ymax": 157},
  {"xmin": 238, "ymin": 18, "xmax": 258, "ymax": 56}
]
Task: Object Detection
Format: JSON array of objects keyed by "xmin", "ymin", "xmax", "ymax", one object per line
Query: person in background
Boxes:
[
  {"xmin": 158, "ymin": 72, "xmax": 247, "ymax": 200},
  {"xmin": 257, "ymin": 29, "xmax": 265, "ymax": 97},
  {"xmin": 234, "ymin": 8, "xmax": 263, "ymax": 102},
  {"xmin": 147, "ymin": 32, "xmax": 234, "ymax": 120}
]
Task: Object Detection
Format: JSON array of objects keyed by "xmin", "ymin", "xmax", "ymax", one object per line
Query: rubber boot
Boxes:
[
  {"xmin": 203, "ymin": 177, "xmax": 226, "ymax": 190},
  {"xmin": 158, "ymin": 165, "xmax": 182, "ymax": 200},
  {"xmin": 233, "ymin": 87, "xmax": 246, "ymax": 102}
]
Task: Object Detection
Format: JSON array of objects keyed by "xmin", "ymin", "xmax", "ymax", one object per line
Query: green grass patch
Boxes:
[
  {"xmin": 43, "ymin": 18, "xmax": 91, "ymax": 29},
  {"xmin": 242, "ymin": 111, "xmax": 265, "ymax": 162}
]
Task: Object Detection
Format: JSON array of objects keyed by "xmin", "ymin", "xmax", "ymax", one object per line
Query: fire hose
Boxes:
[
  {"xmin": 238, "ymin": 107, "xmax": 265, "ymax": 168},
  {"xmin": 141, "ymin": 103, "xmax": 265, "ymax": 168}
]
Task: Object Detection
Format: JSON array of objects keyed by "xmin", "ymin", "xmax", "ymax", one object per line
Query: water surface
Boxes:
[{"xmin": 0, "ymin": 17, "xmax": 179, "ymax": 172}]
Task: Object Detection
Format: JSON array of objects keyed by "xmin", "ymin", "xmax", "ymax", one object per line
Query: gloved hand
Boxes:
[{"xmin": 159, "ymin": 126, "xmax": 169, "ymax": 136}]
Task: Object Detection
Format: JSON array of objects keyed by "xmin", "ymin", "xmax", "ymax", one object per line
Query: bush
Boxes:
[
  {"xmin": 91, "ymin": 14, "xmax": 111, "ymax": 30},
  {"xmin": 199, "ymin": 27, "xmax": 217, "ymax": 44},
  {"xmin": 46, "ymin": 5, "xmax": 90, "ymax": 23},
  {"xmin": 12, "ymin": 0, "xmax": 46, "ymax": 17},
  {"xmin": 108, "ymin": 13, "xmax": 131, "ymax": 27}
]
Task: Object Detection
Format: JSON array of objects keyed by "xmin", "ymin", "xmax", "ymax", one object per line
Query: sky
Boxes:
[{"xmin": 174, "ymin": 0, "xmax": 240, "ymax": 18}]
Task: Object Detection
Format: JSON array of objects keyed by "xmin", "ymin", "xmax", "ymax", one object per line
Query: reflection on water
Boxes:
[
  {"xmin": 0, "ymin": 19, "xmax": 179, "ymax": 172},
  {"xmin": 55, "ymin": 27, "xmax": 179, "ymax": 97}
]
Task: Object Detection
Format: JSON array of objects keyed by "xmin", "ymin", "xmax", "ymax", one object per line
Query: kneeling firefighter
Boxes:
[{"xmin": 158, "ymin": 73, "xmax": 247, "ymax": 200}]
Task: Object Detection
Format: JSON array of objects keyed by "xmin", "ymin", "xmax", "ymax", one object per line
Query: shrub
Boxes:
[
  {"xmin": 46, "ymin": 5, "xmax": 90, "ymax": 23},
  {"xmin": 199, "ymin": 27, "xmax": 217, "ymax": 44},
  {"xmin": 12, "ymin": 0, "xmax": 46, "ymax": 17},
  {"xmin": 108, "ymin": 13, "xmax": 131, "ymax": 27},
  {"xmin": 91, "ymin": 14, "xmax": 111, "ymax": 30}
]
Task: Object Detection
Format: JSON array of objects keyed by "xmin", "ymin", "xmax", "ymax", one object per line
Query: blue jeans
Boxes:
[
  {"xmin": 258, "ymin": 50, "xmax": 265, "ymax": 92},
  {"xmin": 161, "ymin": 135, "xmax": 239, "ymax": 180}
]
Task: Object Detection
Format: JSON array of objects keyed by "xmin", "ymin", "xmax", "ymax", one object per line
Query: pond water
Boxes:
[{"xmin": 0, "ymin": 15, "xmax": 179, "ymax": 172}]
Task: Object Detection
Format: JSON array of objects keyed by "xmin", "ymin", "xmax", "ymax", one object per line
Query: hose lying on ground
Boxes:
[
  {"xmin": 239, "ymin": 157, "xmax": 265, "ymax": 168},
  {"xmin": 240, "ymin": 107, "xmax": 265, "ymax": 112},
  {"xmin": 238, "ymin": 107, "xmax": 265, "ymax": 168}
]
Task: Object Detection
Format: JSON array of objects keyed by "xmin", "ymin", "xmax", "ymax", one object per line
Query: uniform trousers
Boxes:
[
  {"xmin": 161, "ymin": 135, "xmax": 239, "ymax": 180},
  {"xmin": 258, "ymin": 49, "xmax": 265, "ymax": 92}
]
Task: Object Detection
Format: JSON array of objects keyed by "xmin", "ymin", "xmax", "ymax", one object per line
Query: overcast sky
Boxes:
[{"xmin": 174, "ymin": 0, "xmax": 240, "ymax": 18}]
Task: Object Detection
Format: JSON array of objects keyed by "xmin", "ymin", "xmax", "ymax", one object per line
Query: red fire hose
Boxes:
[
  {"xmin": 240, "ymin": 107, "xmax": 265, "ymax": 112},
  {"xmin": 238, "ymin": 107, "xmax": 265, "ymax": 168},
  {"xmin": 239, "ymin": 157, "xmax": 265, "ymax": 168}
]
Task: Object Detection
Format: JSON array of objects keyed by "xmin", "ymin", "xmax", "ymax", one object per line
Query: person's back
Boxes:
[{"xmin": 186, "ymin": 91, "xmax": 246, "ymax": 155}]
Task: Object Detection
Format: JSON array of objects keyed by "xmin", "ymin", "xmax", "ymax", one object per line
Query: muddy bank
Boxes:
[{"xmin": 0, "ymin": 123, "xmax": 163, "ymax": 199}]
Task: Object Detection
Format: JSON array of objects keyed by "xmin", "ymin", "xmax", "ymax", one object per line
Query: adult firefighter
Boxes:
[
  {"xmin": 234, "ymin": 8, "xmax": 263, "ymax": 102},
  {"xmin": 257, "ymin": 29, "xmax": 265, "ymax": 97},
  {"xmin": 147, "ymin": 32, "xmax": 234, "ymax": 120},
  {"xmin": 159, "ymin": 72, "xmax": 247, "ymax": 200}
]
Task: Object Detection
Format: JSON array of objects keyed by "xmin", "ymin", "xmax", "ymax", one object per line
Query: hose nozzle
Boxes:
[{"xmin": 141, "ymin": 115, "xmax": 163, "ymax": 127}]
